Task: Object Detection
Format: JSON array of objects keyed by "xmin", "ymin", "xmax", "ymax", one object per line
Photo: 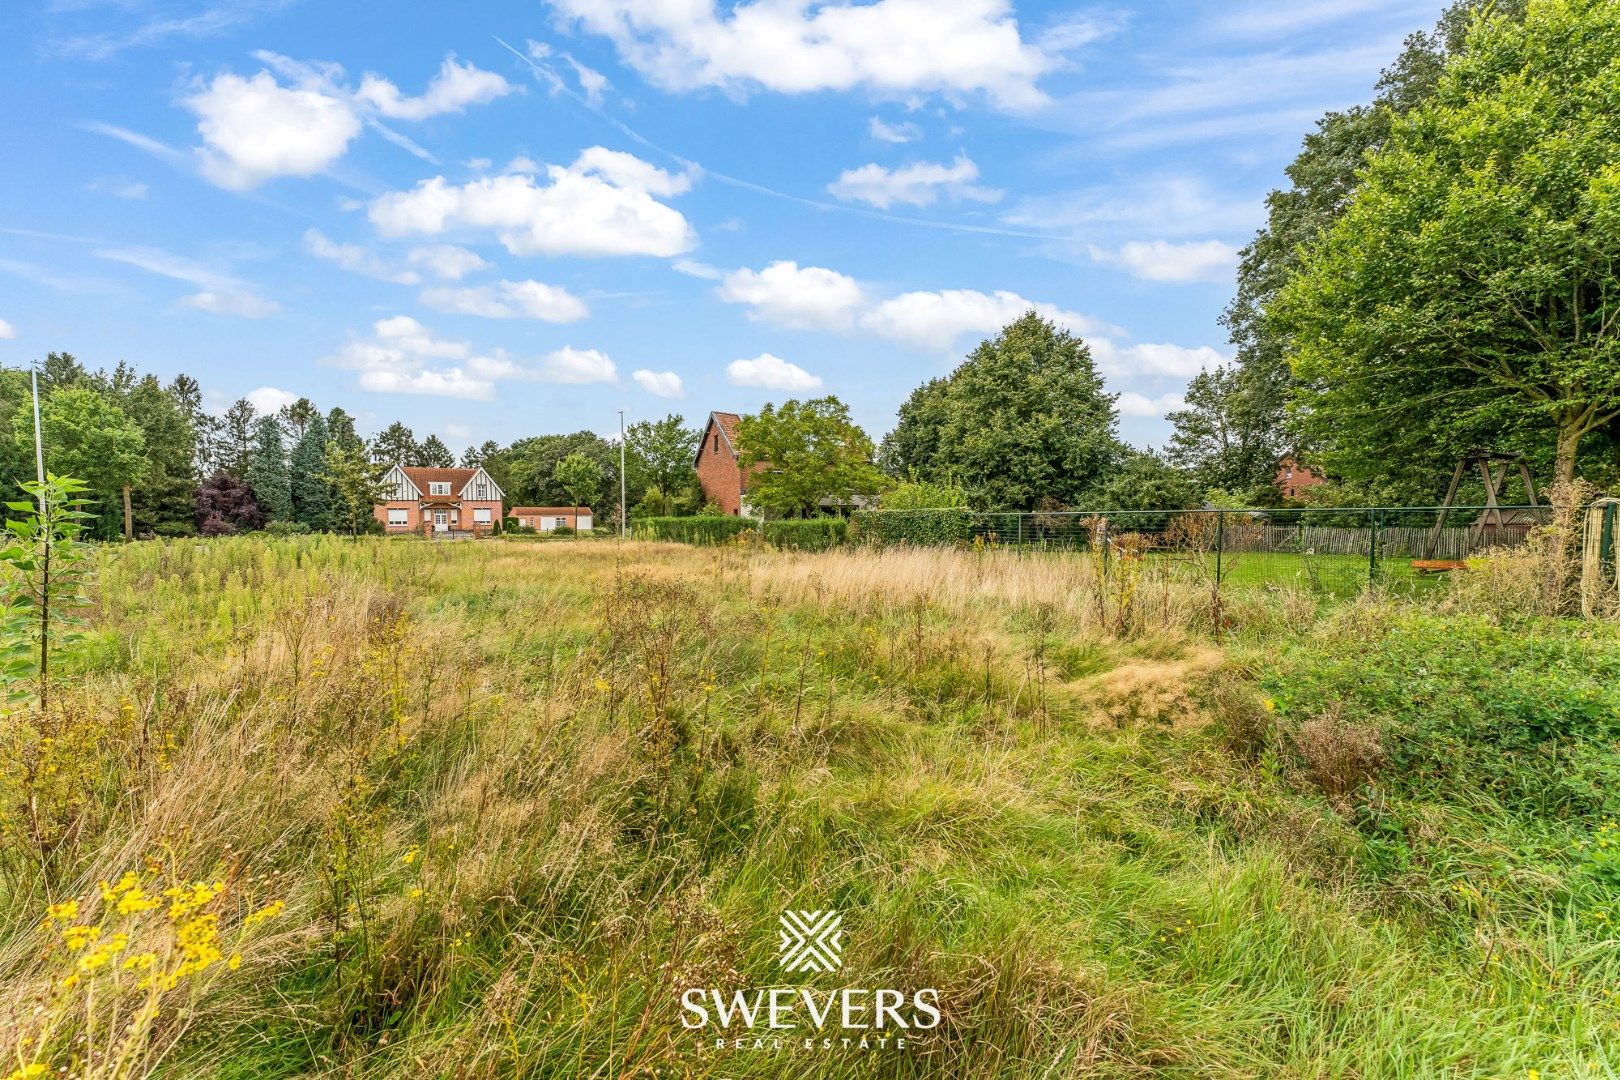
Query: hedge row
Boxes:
[
  {"xmin": 849, "ymin": 508, "xmax": 976, "ymax": 546},
  {"xmin": 633, "ymin": 516, "xmax": 759, "ymax": 544},
  {"xmin": 762, "ymin": 518, "xmax": 847, "ymax": 550}
]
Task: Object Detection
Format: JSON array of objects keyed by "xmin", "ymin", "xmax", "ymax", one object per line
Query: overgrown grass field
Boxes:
[{"xmin": 2, "ymin": 536, "xmax": 1616, "ymax": 1077}]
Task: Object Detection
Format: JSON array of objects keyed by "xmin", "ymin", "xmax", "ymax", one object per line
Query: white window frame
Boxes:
[
  {"xmin": 474, "ymin": 508, "xmax": 491, "ymax": 524},
  {"xmin": 387, "ymin": 508, "xmax": 409, "ymax": 526},
  {"xmin": 430, "ymin": 481, "xmax": 451, "ymax": 495}
]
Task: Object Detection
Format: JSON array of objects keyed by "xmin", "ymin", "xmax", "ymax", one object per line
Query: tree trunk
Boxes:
[
  {"xmin": 122, "ymin": 485, "xmax": 133, "ymax": 540},
  {"xmin": 1553, "ymin": 415, "xmax": 1583, "ymax": 490}
]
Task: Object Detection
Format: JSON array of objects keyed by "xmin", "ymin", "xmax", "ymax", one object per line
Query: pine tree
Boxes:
[
  {"xmin": 326, "ymin": 407, "xmax": 362, "ymax": 455},
  {"xmin": 220, "ymin": 399, "xmax": 258, "ymax": 477},
  {"xmin": 278, "ymin": 397, "xmax": 319, "ymax": 441},
  {"xmin": 290, "ymin": 412, "xmax": 332, "ymax": 530},
  {"xmin": 245, "ymin": 416, "xmax": 291, "ymax": 522},
  {"xmin": 418, "ymin": 434, "xmax": 455, "ymax": 467},
  {"xmin": 370, "ymin": 421, "xmax": 419, "ymax": 466}
]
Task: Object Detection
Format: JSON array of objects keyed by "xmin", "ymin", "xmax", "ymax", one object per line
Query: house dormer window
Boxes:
[
  {"xmin": 430, "ymin": 482, "xmax": 450, "ymax": 496},
  {"xmin": 474, "ymin": 480, "xmax": 488, "ymax": 499}
]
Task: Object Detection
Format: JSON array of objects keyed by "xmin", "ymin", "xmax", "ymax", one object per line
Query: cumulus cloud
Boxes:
[
  {"xmin": 183, "ymin": 54, "xmax": 512, "ymax": 189},
  {"xmin": 859, "ymin": 288, "xmax": 1110, "ymax": 353},
  {"xmin": 304, "ymin": 229, "xmax": 421, "ymax": 284},
  {"xmin": 726, "ymin": 353, "xmax": 823, "ymax": 392},
  {"xmin": 548, "ymin": 0, "xmax": 1054, "ymax": 110},
  {"xmin": 406, "ymin": 244, "xmax": 489, "ymax": 280},
  {"xmin": 1116, "ymin": 391, "xmax": 1188, "ymax": 418},
  {"xmin": 633, "ymin": 369, "xmax": 685, "ymax": 398},
  {"xmin": 357, "ymin": 55, "xmax": 516, "ymax": 120},
  {"xmin": 1092, "ymin": 340, "xmax": 1226, "ymax": 379},
  {"xmin": 96, "ymin": 245, "xmax": 280, "ymax": 318},
  {"xmin": 827, "ymin": 154, "xmax": 1001, "ymax": 210},
  {"xmin": 0, "ymin": 318, "xmax": 14, "ymax": 339},
  {"xmin": 328, "ymin": 316, "xmax": 616, "ymax": 398},
  {"xmin": 245, "ymin": 386, "xmax": 299, "ymax": 414},
  {"xmin": 1090, "ymin": 239, "xmax": 1238, "ymax": 284},
  {"xmin": 185, "ymin": 71, "xmax": 363, "ymax": 190},
  {"xmin": 869, "ymin": 116, "xmax": 921, "ymax": 143},
  {"xmin": 716, "ymin": 261, "xmax": 865, "ymax": 330},
  {"xmin": 419, "ymin": 279, "xmax": 590, "ymax": 322},
  {"xmin": 368, "ymin": 147, "xmax": 695, "ymax": 257}
]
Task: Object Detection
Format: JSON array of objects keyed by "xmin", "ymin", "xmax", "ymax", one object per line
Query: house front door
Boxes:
[{"xmin": 433, "ymin": 510, "xmax": 448, "ymax": 532}]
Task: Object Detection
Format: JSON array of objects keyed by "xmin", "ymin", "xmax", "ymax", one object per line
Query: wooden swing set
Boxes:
[{"xmin": 1413, "ymin": 450, "xmax": 1542, "ymax": 572}]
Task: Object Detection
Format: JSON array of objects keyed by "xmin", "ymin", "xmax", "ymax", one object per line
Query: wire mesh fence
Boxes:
[{"xmin": 848, "ymin": 505, "xmax": 1551, "ymax": 598}]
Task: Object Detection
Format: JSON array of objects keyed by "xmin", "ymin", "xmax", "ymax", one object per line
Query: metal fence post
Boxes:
[
  {"xmin": 1367, "ymin": 508, "xmax": 1380, "ymax": 587},
  {"xmin": 1215, "ymin": 509, "xmax": 1225, "ymax": 586},
  {"xmin": 1017, "ymin": 511, "xmax": 1024, "ymax": 548}
]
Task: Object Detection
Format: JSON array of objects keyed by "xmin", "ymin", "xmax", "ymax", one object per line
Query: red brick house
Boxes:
[
  {"xmin": 375, "ymin": 465, "xmax": 505, "ymax": 536},
  {"xmin": 511, "ymin": 506, "xmax": 594, "ymax": 532},
  {"xmin": 1275, "ymin": 456, "xmax": 1325, "ymax": 501},
  {"xmin": 694, "ymin": 411, "xmax": 766, "ymax": 516}
]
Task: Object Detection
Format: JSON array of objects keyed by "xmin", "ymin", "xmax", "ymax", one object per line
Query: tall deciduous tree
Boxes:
[
  {"xmin": 552, "ymin": 452, "xmax": 603, "ymax": 509},
  {"xmin": 322, "ymin": 442, "xmax": 388, "ymax": 536},
  {"xmin": 625, "ymin": 415, "xmax": 699, "ymax": 496},
  {"xmin": 879, "ymin": 312, "xmax": 1122, "ymax": 510},
  {"xmin": 326, "ymin": 407, "xmax": 362, "ymax": 455},
  {"xmin": 1166, "ymin": 364, "xmax": 1290, "ymax": 498},
  {"xmin": 1276, "ymin": 0, "xmax": 1620, "ymax": 489},
  {"xmin": 13, "ymin": 387, "xmax": 148, "ymax": 540},
  {"xmin": 245, "ymin": 416, "xmax": 291, "ymax": 522},
  {"xmin": 736, "ymin": 397, "xmax": 885, "ymax": 517}
]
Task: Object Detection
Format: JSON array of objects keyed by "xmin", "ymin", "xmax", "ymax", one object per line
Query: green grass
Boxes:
[{"xmin": 0, "ymin": 536, "xmax": 1613, "ymax": 1077}]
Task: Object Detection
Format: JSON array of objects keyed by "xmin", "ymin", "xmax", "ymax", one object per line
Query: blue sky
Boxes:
[{"xmin": 0, "ymin": 0, "xmax": 1447, "ymax": 452}]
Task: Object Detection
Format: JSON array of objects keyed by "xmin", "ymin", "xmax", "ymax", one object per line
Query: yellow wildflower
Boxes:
[
  {"xmin": 402, "ymin": 846, "xmax": 420, "ymax": 866},
  {"xmin": 228, "ymin": 953, "xmax": 242, "ymax": 971},
  {"xmin": 61, "ymin": 925, "xmax": 101, "ymax": 951},
  {"xmin": 242, "ymin": 899, "xmax": 286, "ymax": 928},
  {"xmin": 4, "ymin": 1064, "xmax": 48, "ymax": 1080},
  {"xmin": 594, "ymin": 678, "xmax": 611, "ymax": 693},
  {"xmin": 42, "ymin": 899, "xmax": 79, "ymax": 926},
  {"xmin": 408, "ymin": 887, "xmax": 425, "ymax": 900},
  {"xmin": 116, "ymin": 887, "xmax": 162, "ymax": 916}
]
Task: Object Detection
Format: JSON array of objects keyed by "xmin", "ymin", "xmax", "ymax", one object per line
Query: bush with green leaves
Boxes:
[
  {"xmin": 633, "ymin": 516, "xmax": 757, "ymax": 545},
  {"xmin": 850, "ymin": 507, "xmax": 975, "ymax": 546},
  {"xmin": 761, "ymin": 518, "xmax": 846, "ymax": 551}
]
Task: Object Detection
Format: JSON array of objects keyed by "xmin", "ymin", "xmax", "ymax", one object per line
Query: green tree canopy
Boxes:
[
  {"xmin": 322, "ymin": 442, "xmax": 388, "ymax": 536},
  {"xmin": 735, "ymin": 397, "xmax": 885, "ymax": 517},
  {"xmin": 1275, "ymin": 0, "xmax": 1620, "ymax": 490},
  {"xmin": 13, "ymin": 387, "xmax": 148, "ymax": 539},
  {"xmin": 245, "ymin": 416, "xmax": 291, "ymax": 522},
  {"xmin": 370, "ymin": 421, "xmax": 419, "ymax": 467},
  {"xmin": 879, "ymin": 312, "xmax": 1122, "ymax": 510},
  {"xmin": 1166, "ymin": 364, "xmax": 1290, "ymax": 499},
  {"xmin": 552, "ymin": 452, "xmax": 603, "ymax": 509},
  {"xmin": 502, "ymin": 431, "xmax": 628, "ymax": 512},
  {"xmin": 290, "ymin": 412, "xmax": 332, "ymax": 530},
  {"xmin": 418, "ymin": 434, "xmax": 455, "ymax": 468},
  {"xmin": 625, "ymin": 415, "xmax": 699, "ymax": 496}
]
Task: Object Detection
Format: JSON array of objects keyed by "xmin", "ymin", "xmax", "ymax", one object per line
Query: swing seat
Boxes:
[{"xmin": 1410, "ymin": 559, "xmax": 1467, "ymax": 574}]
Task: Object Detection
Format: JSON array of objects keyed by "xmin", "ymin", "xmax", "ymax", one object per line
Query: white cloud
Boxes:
[
  {"xmin": 633, "ymin": 369, "xmax": 685, "ymax": 398},
  {"xmin": 869, "ymin": 116, "xmax": 921, "ymax": 143},
  {"xmin": 303, "ymin": 229, "xmax": 421, "ymax": 284},
  {"xmin": 184, "ymin": 71, "xmax": 362, "ymax": 190},
  {"xmin": 827, "ymin": 153, "xmax": 1000, "ymax": 210},
  {"xmin": 1092, "ymin": 340, "xmax": 1227, "ymax": 379},
  {"xmin": 183, "ymin": 55, "xmax": 515, "ymax": 189},
  {"xmin": 716, "ymin": 261, "xmax": 865, "ymax": 330},
  {"xmin": 330, "ymin": 316, "xmax": 493, "ymax": 399},
  {"xmin": 96, "ymin": 245, "xmax": 280, "ymax": 318},
  {"xmin": 0, "ymin": 318, "xmax": 14, "ymax": 339},
  {"xmin": 368, "ymin": 147, "xmax": 695, "ymax": 257},
  {"xmin": 179, "ymin": 290, "xmax": 281, "ymax": 318},
  {"xmin": 859, "ymin": 288, "xmax": 1110, "ymax": 352},
  {"xmin": 86, "ymin": 178, "xmax": 150, "ymax": 199},
  {"xmin": 1116, "ymin": 391, "xmax": 1187, "ymax": 418},
  {"xmin": 563, "ymin": 54, "xmax": 610, "ymax": 104},
  {"xmin": 1090, "ymin": 239, "xmax": 1238, "ymax": 284},
  {"xmin": 726, "ymin": 353, "xmax": 823, "ymax": 392},
  {"xmin": 406, "ymin": 244, "xmax": 489, "ymax": 280},
  {"xmin": 419, "ymin": 279, "xmax": 590, "ymax": 322},
  {"xmin": 548, "ymin": 0, "xmax": 1055, "ymax": 110},
  {"xmin": 533, "ymin": 346, "xmax": 618, "ymax": 384},
  {"xmin": 444, "ymin": 421, "xmax": 473, "ymax": 440},
  {"xmin": 245, "ymin": 386, "xmax": 299, "ymax": 414},
  {"xmin": 1003, "ymin": 176, "xmax": 1259, "ymax": 240},
  {"xmin": 357, "ymin": 56, "xmax": 516, "ymax": 120},
  {"xmin": 672, "ymin": 258, "xmax": 723, "ymax": 280}
]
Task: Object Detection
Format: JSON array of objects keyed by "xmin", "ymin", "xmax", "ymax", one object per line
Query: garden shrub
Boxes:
[
  {"xmin": 762, "ymin": 518, "xmax": 847, "ymax": 551},
  {"xmin": 850, "ymin": 508, "xmax": 975, "ymax": 546},
  {"xmin": 634, "ymin": 516, "xmax": 758, "ymax": 545}
]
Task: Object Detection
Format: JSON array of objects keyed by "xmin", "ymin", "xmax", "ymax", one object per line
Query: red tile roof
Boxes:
[
  {"xmin": 510, "ymin": 506, "xmax": 592, "ymax": 515},
  {"xmin": 403, "ymin": 467, "xmax": 478, "ymax": 493}
]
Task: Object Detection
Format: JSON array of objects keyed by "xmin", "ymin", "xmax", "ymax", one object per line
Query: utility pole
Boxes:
[
  {"xmin": 30, "ymin": 366, "xmax": 44, "ymax": 491},
  {"xmin": 618, "ymin": 409, "xmax": 627, "ymax": 538}
]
